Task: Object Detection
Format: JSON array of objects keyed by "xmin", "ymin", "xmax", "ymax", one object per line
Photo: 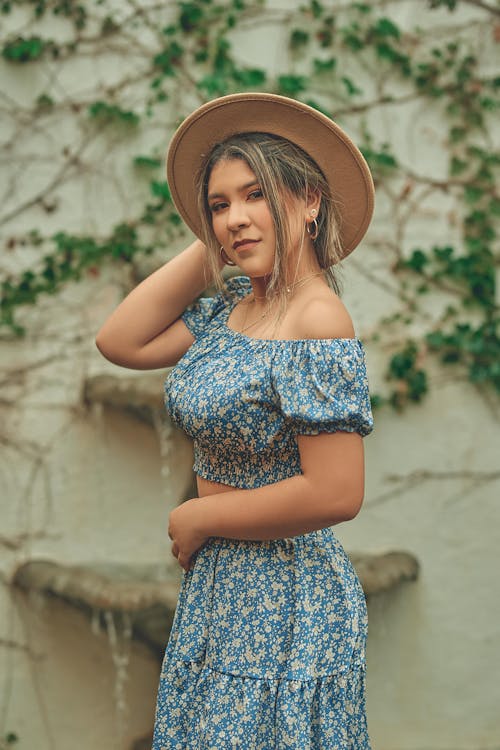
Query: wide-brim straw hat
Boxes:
[{"xmin": 166, "ymin": 92, "xmax": 375, "ymax": 258}]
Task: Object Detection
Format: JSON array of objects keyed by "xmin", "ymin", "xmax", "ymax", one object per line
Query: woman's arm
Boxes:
[
  {"xmin": 95, "ymin": 238, "xmax": 224, "ymax": 369},
  {"xmin": 168, "ymin": 431, "xmax": 365, "ymax": 571},
  {"xmin": 194, "ymin": 430, "xmax": 365, "ymax": 540}
]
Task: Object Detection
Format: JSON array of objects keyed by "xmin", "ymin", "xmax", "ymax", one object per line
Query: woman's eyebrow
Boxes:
[{"xmin": 207, "ymin": 180, "xmax": 260, "ymax": 200}]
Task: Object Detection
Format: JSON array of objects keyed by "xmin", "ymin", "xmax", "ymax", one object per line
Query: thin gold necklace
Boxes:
[{"xmin": 239, "ymin": 271, "xmax": 324, "ymax": 334}]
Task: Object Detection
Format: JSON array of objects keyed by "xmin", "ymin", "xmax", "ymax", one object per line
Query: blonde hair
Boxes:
[{"xmin": 195, "ymin": 132, "xmax": 346, "ymax": 332}]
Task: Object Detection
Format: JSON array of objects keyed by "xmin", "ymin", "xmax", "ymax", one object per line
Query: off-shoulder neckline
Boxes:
[{"xmin": 223, "ymin": 275, "xmax": 363, "ymax": 345}]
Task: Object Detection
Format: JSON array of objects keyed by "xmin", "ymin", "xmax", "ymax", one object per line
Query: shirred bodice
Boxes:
[{"xmin": 164, "ymin": 275, "xmax": 374, "ymax": 489}]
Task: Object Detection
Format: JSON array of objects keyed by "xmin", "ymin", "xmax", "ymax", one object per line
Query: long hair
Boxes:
[{"xmin": 195, "ymin": 132, "xmax": 346, "ymax": 331}]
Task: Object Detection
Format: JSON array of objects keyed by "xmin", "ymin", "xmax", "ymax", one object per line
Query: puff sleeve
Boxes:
[
  {"xmin": 181, "ymin": 293, "xmax": 222, "ymax": 338},
  {"xmin": 181, "ymin": 275, "xmax": 250, "ymax": 338},
  {"xmin": 271, "ymin": 338, "xmax": 374, "ymax": 437}
]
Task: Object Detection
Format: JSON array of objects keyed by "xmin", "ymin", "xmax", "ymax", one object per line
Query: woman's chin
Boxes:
[{"xmin": 237, "ymin": 262, "xmax": 274, "ymax": 278}]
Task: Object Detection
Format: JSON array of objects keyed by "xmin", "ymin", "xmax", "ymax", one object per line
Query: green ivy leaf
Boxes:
[
  {"xmin": 310, "ymin": 0, "xmax": 324, "ymax": 18},
  {"xmin": 134, "ymin": 156, "xmax": 161, "ymax": 169},
  {"xmin": 213, "ymin": 37, "xmax": 232, "ymax": 74},
  {"xmin": 313, "ymin": 57, "xmax": 336, "ymax": 74},
  {"xmin": 388, "ymin": 342, "xmax": 418, "ymax": 378},
  {"xmin": 88, "ymin": 101, "xmax": 140, "ymax": 125},
  {"xmin": 489, "ymin": 197, "xmax": 500, "ymax": 216},
  {"xmin": 290, "ymin": 29, "xmax": 310, "ymax": 51},
  {"xmin": 374, "ymin": 44, "xmax": 411, "ymax": 75},
  {"xmin": 464, "ymin": 185, "xmax": 484, "ymax": 203},
  {"xmin": 372, "ymin": 17, "xmax": 400, "ymax": 39},
  {"xmin": 101, "ymin": 15, "xmax": 119, "ymax": 35},
  {"xmin": 341, "ymin": 76, "xmax": 363, "ymax": 96},
  {"xmin": 233, "ymin": 68, "xmax": 266, "ymax": 87},
  {"xmin": 277, "ymin": 75, "xmax": 307, "ymax": 96},
  {"xmin": 449, "ymin": 126, "xmax": 467, "ymax": 143},
  {"xmin": 386, "ymin": 342, "xmax": 428, "ymax": 406},
  {"xmin": 428, "ymin": 0, "xmax": 458, "ymax": 10},
  {"xmin": 407, "ymin": 370, "xmax": 428, "ymax": 402},
  {"xmin": 150, "ymin": 181, "xmax": 171, "ymax": 201},
  {"xmin": 36, "ymin": 93, "xmax": 54, "ymax": 110},
  {"xmin": 406, "ymin": 249, "xmax": 430, "ymax": 273},
  {"xmin": 197, "ymin": 74, "xmax": 229, "ymax": 97},
  {"xmin": 362, "ymin": 144, "xmax": 398, "ymax": 171},
  {"xmin": 353, "ymin": 3, "xmax": 371, "ymax": 13},
  {"xmin": 341, "ymin": 24, "xmax": 364, "ymax": 51},
  {"xmin": 369, "ymin": 393, "xmax": 384, "ymax": 410},
  {"xmin": 433, "ymin": 245, "xmax": 454, "ymax": 262},
  {"xmin": 450, "ymin": 156, "xmax": 467, "ymax": 175},
  {"xmin": 153, "ymin": 41, "xmax": 184, "ymax": 76},
  {"xmin": 179, "ymin": 2, "xmax": 204, "ymax": 32},
  {"xmin": 2, "ymin": 36, "xmax": 47, "ymax": 62}
]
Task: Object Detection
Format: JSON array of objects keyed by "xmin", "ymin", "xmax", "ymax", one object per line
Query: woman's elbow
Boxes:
[
  {"xmin": 95, "ymin": 333, "xmax": 113, "ymax": 361},
  {"xmin": 95, "ymin": 335, "xmax": 151, "ymax": 370},
  {"xmin": 95, "ymin": 333, "xmax": 125, "ymax": 366},
  {"xmin": 340, "ymin": 457, "xmax": 366, "ymax": 521},
  {"xmin": 331, "ymin": 482, "xmax": 365, "ymax": 523},
  {"xmin": 342, "ymin": 492, "xmax": 365, "ymax": 521}
]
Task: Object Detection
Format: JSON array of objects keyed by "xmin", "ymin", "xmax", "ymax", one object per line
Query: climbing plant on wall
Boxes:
[{"xmin": 0, "ymin": 0, "xmax": 499, "ymax": 413}]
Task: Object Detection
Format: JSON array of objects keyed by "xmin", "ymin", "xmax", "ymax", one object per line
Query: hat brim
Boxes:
[{"xmin": 166, "ymin": 93, "xmax": 374, "ymax": 257}]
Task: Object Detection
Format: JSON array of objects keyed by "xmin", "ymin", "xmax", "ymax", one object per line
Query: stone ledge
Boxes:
[
  {"xmin": 83, "ymin": 373, "xmax": 167, "ymax": 426},
  {"xmin": 350, "ymin": 550, "xmax": 419, "ymax": 597},
  {"xmin": 12, "ymin": 551, "xmax": 419, "ymax": 657},
  {"xmin": 12, "ymin": 560, "xmax": 181, "ymax": 658},
  {"xmin": 84, "ymin": 373, "xmax": 167, "ymax": 410}
]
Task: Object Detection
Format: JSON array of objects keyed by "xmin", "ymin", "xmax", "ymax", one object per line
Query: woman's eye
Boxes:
[
  {"xmin": 210, "ymin": 202, "xmax": 226, "ymax": 213},
  {"xmin": 248, "ymin": 189, "xmax": 263, "ymax": 199}
]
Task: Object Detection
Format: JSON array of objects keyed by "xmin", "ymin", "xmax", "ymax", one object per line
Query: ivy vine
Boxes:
[{"xmin": 0, "ymin": 0, "xmax": 498, "ymax": 414}]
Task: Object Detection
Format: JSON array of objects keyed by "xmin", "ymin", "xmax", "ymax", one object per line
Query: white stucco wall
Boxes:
[{"xmin": 1, "ymin": 2, "xmax": 499, "ymax": 749}]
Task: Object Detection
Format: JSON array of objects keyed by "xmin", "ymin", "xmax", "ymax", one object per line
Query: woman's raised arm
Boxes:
[{"xmin": 95, "ymin": 239, "xmax": 223, "ymax": 370}]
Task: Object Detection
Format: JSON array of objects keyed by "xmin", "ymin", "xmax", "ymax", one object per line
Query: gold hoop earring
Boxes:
[
  {"xmin": 220, "ymin": 246, "xmax": 237, "ymax": 266},
  {"xmin": 306, "ymin": 218, "xmax": 319, "ymax": 241}
]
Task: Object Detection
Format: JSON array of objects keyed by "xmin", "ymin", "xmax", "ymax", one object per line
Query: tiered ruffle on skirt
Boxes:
[{"xmin": 152, "ymin": 527, "xmax": 371, "ymax": 749}]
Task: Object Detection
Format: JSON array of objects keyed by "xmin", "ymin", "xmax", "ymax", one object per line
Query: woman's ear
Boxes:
[{"xmin": 305, "ymin": 189, "xmax": 322, "ymax": 217}]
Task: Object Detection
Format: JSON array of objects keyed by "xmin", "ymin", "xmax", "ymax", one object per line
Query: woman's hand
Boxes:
[{"xmin": 168, "ymin": 498, "xmax": 209, "ymax": 573}]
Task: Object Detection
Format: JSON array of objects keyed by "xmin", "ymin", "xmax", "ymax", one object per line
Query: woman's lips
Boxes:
[{"xmin": 234, "ymin": 240, "xmax": 259, "ymax": 252}]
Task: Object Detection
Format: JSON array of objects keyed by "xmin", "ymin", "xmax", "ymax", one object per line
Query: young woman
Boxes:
[{"xmin": 96, "ymin": 93, "xmax": 375, "ymax": 748}]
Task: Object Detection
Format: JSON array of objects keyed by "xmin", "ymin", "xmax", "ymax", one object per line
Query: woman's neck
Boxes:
[{"xmin": 248, "ymin": 259, "xmax": 324, "ymax": 307}]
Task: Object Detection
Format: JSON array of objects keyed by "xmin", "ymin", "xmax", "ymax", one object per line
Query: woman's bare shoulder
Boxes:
[{"xmin": 292, "ymin": 287, "xmax": 356, "ymax": 340}]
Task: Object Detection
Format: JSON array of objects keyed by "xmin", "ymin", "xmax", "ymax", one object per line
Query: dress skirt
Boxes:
[{"xmin": 152, "ymin": 526, "xmax": 371, "ymax": 749}]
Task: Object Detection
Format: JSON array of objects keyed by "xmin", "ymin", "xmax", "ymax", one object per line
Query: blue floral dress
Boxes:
[{"xmin": 153, "ymin": 275, "xmax": 374, "ymax": 749}]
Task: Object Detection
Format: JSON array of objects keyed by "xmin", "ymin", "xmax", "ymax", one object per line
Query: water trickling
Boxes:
[{"xmin": 104, "ymin": 609, "xmax": 133, "ymax": 744}]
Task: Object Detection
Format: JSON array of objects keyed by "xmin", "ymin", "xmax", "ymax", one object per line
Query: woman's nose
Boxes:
[{"xmin": 226, "ymin": 201, "xmax": 250, "ymax": 231}]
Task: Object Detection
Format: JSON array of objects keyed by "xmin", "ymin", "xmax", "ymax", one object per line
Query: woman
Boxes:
[{"xmin": 96, "ymin": 93, "xmax": 375, "ymax": 748}]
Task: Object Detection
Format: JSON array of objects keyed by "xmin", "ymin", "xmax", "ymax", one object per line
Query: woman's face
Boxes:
[{"xmin": 207, "ymin": 158, "xmax": 276, "ymax": 276}]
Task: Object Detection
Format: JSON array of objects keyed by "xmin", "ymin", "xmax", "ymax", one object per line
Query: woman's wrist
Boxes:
[{"xmin": 194, "ymin": 495, "xmax": 215, "ymax": 539}]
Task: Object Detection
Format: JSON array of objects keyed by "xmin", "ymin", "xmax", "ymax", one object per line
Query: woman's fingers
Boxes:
[{"xmin": 171, "ymin": 542, "xmax": 190, "ymax": 571}]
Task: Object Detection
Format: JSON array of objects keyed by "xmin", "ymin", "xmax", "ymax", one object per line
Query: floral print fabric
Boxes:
[
  {"xmin": 153, "ymin": 529, "xmax": 371, "ymax": 749},
  {"xmin": 164, "ymin": 275, "xmax": 374, "ymax": 490},
  {"xmin": 153, "ymin": 275, "xmax": 374, "ymax": 748}
]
